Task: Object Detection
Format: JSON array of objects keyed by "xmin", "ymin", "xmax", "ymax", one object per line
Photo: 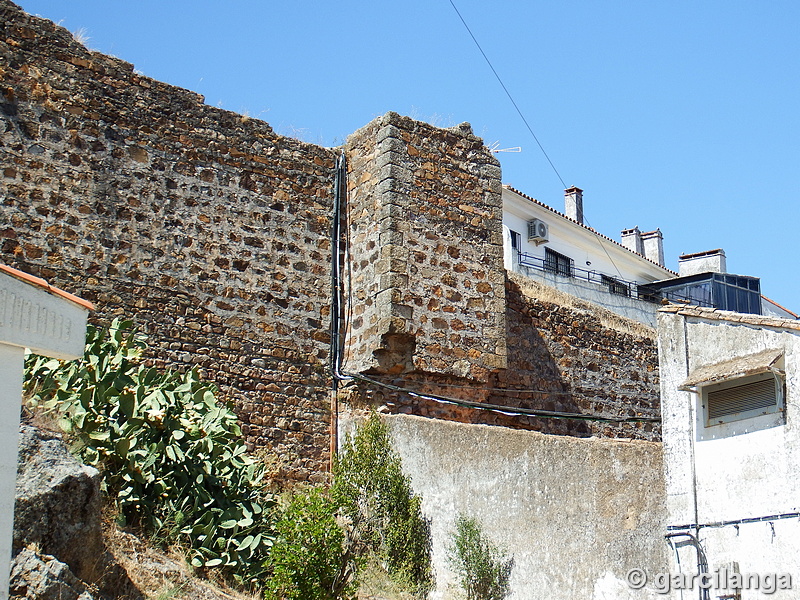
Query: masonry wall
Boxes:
[
  {"xmin": 343, "ymin": 113, "xmax": 507, "ymax": 381},
  {"xmin": 1, "ymin": 1, "xmax": 336, "ymax": 479},
  {"xmin": 494, "ymin": 273, "xmax": 661, "ymax": 439},
  {"xmin": 346, "ymin": 272, "xmax": 661, "ymax": 440},
  {"xmin": 1, "ymin": 0, "xmax": 662, "ymax": 485}
]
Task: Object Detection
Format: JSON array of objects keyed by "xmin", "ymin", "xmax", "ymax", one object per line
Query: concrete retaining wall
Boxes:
[{"xmin": 341, "ymin": 413, "xmax": 669, "ymax": 600}]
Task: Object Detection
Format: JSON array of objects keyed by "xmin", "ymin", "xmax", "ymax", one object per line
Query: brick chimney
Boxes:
[
  {"xmin": 621, "ymin": 227, "xmax": 643, "ymax": 255},
  {"xmin": 678, "ymin": 249, "xmax": 727, "ymax": 277},
  {"xmin": 564, "ymin": 186, "xmax": 583, "ymax": 225},
  {"xmin": 641, "ymin": 229, "xmax": 665, "ymax": 267}
]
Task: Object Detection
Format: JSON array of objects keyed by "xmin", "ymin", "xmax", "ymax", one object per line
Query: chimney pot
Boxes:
[
  {"xmin": 621, "ymin": 227, "xmax": 644, "ymax": 255},
  {"xmin": 641, "ymin": 229, "xmax": 665, "ymax": 267},
  {"xmin": 678, "ymin": 249, "xmax": 727, "ymax": 276},
  {"xmin": 564, "ymin": 186, "xmax": 584, "ymax": 225}
]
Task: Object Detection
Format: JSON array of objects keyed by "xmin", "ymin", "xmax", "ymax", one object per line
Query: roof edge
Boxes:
[
  {"xmin": 0, "ymin": 264, "xmax": 94, "ymax": 311},
  {"xmin": 502, "ymin": 184, "xmax": 678, "ymax": 276}
]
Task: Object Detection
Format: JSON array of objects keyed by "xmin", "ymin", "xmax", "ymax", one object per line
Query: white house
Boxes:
[
  {"xmin": 502, "ymin": 185, "xmax": 676, "ymax": 326},
  {"xmin": 657, "ymin": 304, "xmax": 800, "ymax": 599},
  {"xmin": 502, "ymin": 187, "xmax": 796, "ymax": 325}
]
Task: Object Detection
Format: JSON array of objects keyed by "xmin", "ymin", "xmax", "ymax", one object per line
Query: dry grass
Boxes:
[
  {"xmin": 356, "ymin": 560, "xmax": 420, "ymax": 600},
  {"xmin": 103, "ymin": 516, "xmax": 260, "ymax": 600}
]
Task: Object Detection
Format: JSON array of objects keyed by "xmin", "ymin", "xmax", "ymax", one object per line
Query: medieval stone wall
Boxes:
[
  {"xmin": 494, "ymin": 273, "xmax": 660, "ymax": 439},
  {"xmin": 342, "ymin": 113, "xmax": 507, "ymax": 382},
  {"xmin": 1, "ymin": 0, "xmax": 662, "ymax": 482},
  {"xmin": 1, "ymin": 0, "xmax": 336, "ymax": 479},
  {"xmin": 344, "ymin": 273, "xmax": 661, "ymax": 440}
]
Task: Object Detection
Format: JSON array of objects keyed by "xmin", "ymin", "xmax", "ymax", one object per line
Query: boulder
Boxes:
[
  {"xmin": 14, "ymin": 425, "xmax": 104, "ymax": 583},
  {"xmin": 9, "ymin": 548, "xmax": 95, "ymax": 600}
]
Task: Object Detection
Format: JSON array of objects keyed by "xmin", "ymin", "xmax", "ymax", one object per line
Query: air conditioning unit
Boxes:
[{"xmin": 527, "ymin": 218, "xmax": 549, "ymax": 244}]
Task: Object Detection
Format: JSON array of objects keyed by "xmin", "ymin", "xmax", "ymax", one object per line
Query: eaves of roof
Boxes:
[
  {"xmin": 502, "ymin": 184, "xmax": 678, "ymax": 277},
  {"xmin": 680, "ymin": 347, "xmax": 783, "ymax": 389},
  {"xmin": 761, "ymin": 295, "xmax": 799, "ymax": 319},
  {"xmin": 0, "ymin": 264, "xmax": 94, "ymax": 311},
  {"xmin": 659, "ymin": 303, "xmax": 800, "ymax": 331}
]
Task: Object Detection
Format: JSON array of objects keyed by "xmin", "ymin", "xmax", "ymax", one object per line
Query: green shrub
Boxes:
[
  {"xmin": 448, "ymin": 514, "xmax": 513, "ymax": 600},
  {"xmin": 332, "ymin": 413, "xmax": 433, "ymax": 597},
  {"xmin": 264, "ymin": 488, "xmax": 361, "ymax": 600},
  {"xmin": 24, "ymin": 319, "xmax": 274, "ymax": 587}
]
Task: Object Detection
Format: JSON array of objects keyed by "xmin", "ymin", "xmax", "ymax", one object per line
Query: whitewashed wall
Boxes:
[
  {"xmin": 658, "ymin": 308, "xmax": 800, "ymax": 600},
  {"xmin": 340, "ymin": 412, "xmax": 669, "ymax": 600}
]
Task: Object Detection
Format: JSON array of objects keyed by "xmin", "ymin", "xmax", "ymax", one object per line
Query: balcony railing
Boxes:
[{"xmin": 516, "ymin": 251, "xmax": 712, "ymax": 307}]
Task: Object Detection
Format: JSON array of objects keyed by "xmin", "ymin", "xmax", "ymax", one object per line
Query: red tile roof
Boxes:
[
  {"xmin": 0, "ymin": 264, "xmax": 94, "ymax": 311},
  {"xmin": 502, "ymin": 185, "xmax": 678, "ymax": 276}
]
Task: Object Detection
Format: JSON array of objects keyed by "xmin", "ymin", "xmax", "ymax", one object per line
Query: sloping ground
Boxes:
[
  {"xmin": 103, "ymin": 524, "xmax": 258, "ymax": 600},
  {"xmin": 12, "ymin": 421, "xmax": 259, "ymax": 600}
]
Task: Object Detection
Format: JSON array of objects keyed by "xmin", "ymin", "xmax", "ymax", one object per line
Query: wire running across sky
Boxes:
[
  {"xmin": 447, "ymin": 0, "xmax": 629, "ymax": 279},
  {"xmin": 447, "ymin": 0, "xmax": 567, "ymax": 189}
]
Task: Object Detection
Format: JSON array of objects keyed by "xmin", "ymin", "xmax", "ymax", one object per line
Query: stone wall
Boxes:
[
  {"xmin": 345, "ymin": 272, "xmax": 661, "ymax": 441},
  {"xmin": 494, "ymin": 273, "xmax": 660, "ymax": 439},
  {"xmin": 1, "ymin": 0, "xmax": 336, "ymax": 479},
  {"xmin": 1, "ymin": 0, "xmax": 662, "ymax": 483},
  {"xmin": 342, "ymin": 113, "xmax": 507, "ymax": 381}
]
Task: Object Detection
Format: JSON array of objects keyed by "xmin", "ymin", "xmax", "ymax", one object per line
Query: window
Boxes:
[
  {"xmin": 510, "ymin": 230, "xmax": 521, "ymax": 251},
  {"xmin": 544, "ymin": 248, "xmax": 573, "ymax": 278},
  {"xmin": 702, "ymin": 373, "xmax": 784, "ymax": 427},
  {"xmin": 602, "ymin": 275, "xmax": 630, "ymax": 297}
]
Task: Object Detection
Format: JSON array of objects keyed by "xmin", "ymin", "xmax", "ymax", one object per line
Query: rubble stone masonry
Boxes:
[
  {"xmin": 1, "ymin": 1, "xmax": 336, "ymax": 479},
  {"xmin": 343, "ymin": 113, "xmax": 507, "ymax": 381},
  {"xmin": 1, "ymin": 1, "xmax": 661, "ymax": 480}
]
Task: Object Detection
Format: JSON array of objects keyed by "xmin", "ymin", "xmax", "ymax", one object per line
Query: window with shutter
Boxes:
[{"xmin": 703, "ymin": 373, "xmax": 783, "ymax": 427}]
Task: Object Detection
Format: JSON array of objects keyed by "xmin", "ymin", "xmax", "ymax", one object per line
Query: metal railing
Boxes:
[{"xmin": 516, "ymin": 251, "xmax": 713, "ymax": 307}]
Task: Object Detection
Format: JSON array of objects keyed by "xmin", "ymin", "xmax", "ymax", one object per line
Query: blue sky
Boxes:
[{"xmin": 16, "ymin": 0, "xmax": 800, "ymax": 311}]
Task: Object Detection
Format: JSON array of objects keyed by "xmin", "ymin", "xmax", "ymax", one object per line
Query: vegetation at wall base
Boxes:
[
  {"xmin": 263, "ymin": 412, "xmax": 434, "ymax": 600},
  {"xmin": 23, "ymin": 319, "xmax": 275, "ymax": 588},
  {"xmin": 263, "ymin": 488, "xmax": 361, "ymax": 600},
  {"xmin": 332, "ymin": 412, "xmax": 434, "ymax": 597},
  {"xmin": 449, "ymin": 514, "xmax": 513, "ymax": 600},
  {"xmin": 23, "ymin": 319, "xmax": 434, "ymax": 598}
]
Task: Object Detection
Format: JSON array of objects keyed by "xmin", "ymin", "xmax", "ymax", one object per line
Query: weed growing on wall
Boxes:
[
  {"xmin": 332, "ymin": 412, "xmax": 434, "ymax": 597},
  {"xmin": 24, "ymin": 319, "xmax": 274, "ymax": 587},
  {"xmin": 449, "ymin": 514, "xmax": 513, "ymax": 600}
]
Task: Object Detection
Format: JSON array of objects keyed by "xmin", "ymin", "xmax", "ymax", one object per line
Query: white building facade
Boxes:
[
  {"xmin": 502, "ymin": 185, "xmax": 675, "ymax": 326},
  {"xmin": 658, "ymin": 304, "xmax": 800, "ymax": 599},
  {"xmin": 0, "ymin": 264, "xmax": 91, "ymax": 599}
]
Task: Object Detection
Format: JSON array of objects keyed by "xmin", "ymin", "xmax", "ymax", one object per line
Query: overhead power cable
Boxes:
[
  {"xmin": 345, "ymin": 371, "xmax": 660, "ymax": 424},
  {"xmin": 448, "ymin": 2, "xmax": 634, "ymax": 280},
  {"xmin": 362, "ymin": 372, "xmax": 657, "ymax": 399},
  {"xmin": 448, "ymin": 0, "xmax": 567, "ymax": 189}
]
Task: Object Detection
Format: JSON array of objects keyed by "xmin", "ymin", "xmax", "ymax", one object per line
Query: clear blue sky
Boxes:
[{"xmin": 16, "ymin": 0, "xmax": 800, "ymax": 312}]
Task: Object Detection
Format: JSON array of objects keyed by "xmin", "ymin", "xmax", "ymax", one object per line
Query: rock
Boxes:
[
  {"xmin": 9, "ymin": 548, "xmax": 95, "ymax": 600},
  {"xmin": 14, "ymin": 425, "xmax": 104, "ymax": 583}
]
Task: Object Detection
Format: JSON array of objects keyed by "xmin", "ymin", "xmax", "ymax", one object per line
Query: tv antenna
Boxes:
[{"xmin": 488, "ymin": 141, "xmax": 522, "ymax": 153}]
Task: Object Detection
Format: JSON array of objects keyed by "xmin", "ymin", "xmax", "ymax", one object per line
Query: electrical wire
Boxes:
[
  {"xmin": 447, "ymin": 1, "xmax": 631, "ymax": 280},
  {"xmin": 330, "ymin": 151, "xmax": 351, "ymax": 382},
  {"xmin": 447, "ymin": 0, "xmax": 566, "ymax": 189},
  {"xmin": 361, "ymin": 372, "xmax": 658, "ymax": 399},
  {"xmin": 667, "ymin": 511, "xmax": 800, "ymax": 532},
  {"xmin": 344, "ymin": 371, "xmax": 660, "ymax": 424}
]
